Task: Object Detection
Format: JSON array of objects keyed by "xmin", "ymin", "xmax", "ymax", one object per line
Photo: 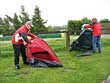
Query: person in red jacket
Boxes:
[
  {"xmin": 85, "ymin": 18, "xmax": 101, "ymax": 53},
  {"xmin": 12, "ymin": 21, "xmax": 33, "ymax": 69}
]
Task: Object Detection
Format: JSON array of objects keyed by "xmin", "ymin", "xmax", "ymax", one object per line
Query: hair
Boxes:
[{"xmin": 25, "ymin": 21, "xmax": 33, "ymax": 27}]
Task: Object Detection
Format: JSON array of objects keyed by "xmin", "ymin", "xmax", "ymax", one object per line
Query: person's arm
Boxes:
[
  {"xmin": 19, "ymin": 32, "xmax": 29, "ymax": 43},
  {"xmin": 27, "ymin": 32, "xmax": 36, "ymax": 39},
  {"xmin": 85, "ymin": 24, "xmax": 92, "ymax": 28}
]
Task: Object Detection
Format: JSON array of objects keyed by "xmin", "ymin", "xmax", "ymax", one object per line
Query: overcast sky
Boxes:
[{"xmin": 0, "ymin": 0, "xmax": 110, "ymax": 26}]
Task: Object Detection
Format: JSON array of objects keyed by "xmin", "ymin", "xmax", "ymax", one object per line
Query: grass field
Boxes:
[{"xmin": 0, "ymin": 38, "xmax": 110, "ymax": 83}]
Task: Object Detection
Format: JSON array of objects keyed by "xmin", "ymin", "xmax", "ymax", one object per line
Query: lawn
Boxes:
[{"xmin": 0, "ymin": 37, "xmax": 110, "ymax": 83}]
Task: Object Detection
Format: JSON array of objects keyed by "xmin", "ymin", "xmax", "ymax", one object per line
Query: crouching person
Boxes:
[{"xmin": 11, "ymin": 21, "xmax": 33, "ymax": 69}]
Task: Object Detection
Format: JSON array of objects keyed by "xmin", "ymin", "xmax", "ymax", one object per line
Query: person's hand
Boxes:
[
  {"xmin": 23, "ymin": 41, "xmax": 27, "ymax": 46},
  {"xmin": 82, "ymin": 24, "xmax": 88, "ymax": 28},
  {"xmin": 30, "ymin": 40, "xmax": 34, "ymax": 43}
]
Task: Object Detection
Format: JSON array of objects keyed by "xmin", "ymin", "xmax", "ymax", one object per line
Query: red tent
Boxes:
[{"xmin": 26, "ymin": 33, "xmax": 63, "ymax": 67}]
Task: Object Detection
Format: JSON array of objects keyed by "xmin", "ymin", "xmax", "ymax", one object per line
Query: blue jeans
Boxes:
[{"xmin": 92, "ymin": 36, "xmax": 101, "ymax": 53}]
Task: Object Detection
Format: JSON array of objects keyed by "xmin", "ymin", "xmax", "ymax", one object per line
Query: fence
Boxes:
[
  {"xmin": 0, "ymin": 29, "xmax": 110, "ymax": 49},
  {"xmin": 37, "ymin": 31, "xmax": 71, "ymax": 48},
  {"xmin": 0, "ymin": 31, "xmax": 70, "ymax": 48}
]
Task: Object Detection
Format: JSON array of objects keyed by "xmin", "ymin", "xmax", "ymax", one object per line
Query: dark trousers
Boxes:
[{"xmin": 13, "ymin": 44, "xmax": 28, "ymax": 66}]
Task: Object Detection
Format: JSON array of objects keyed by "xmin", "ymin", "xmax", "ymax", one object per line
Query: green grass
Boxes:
[{"xmin": 0, "ymin": 38, "xmax": 110, "ymax": 83}]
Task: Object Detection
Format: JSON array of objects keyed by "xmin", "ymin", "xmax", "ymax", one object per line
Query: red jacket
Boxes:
[
  {"xmin": 12, "ymin": 25, "xmax": 29, "ymax": 44},
  {"xmin": 85, "ymin": 22, "xmax": 101, "ymax": 36}
]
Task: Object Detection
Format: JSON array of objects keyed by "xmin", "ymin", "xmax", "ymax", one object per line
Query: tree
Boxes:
[
  {"xmin": 19, "ymin": 5, "xmax": 30, "ymax": 25},
  {"xmin": 13, "ymin": 13, "xmax": 22, "ymax": 30},
  {"xmin": 100, "ymin": 19, "xmax": 110, "ymax": 23},
  {"xmin": 1, "ymin": 17, "xmax": 12, "ymax": 35},
  {"xmin": 0, "ymin": 17, "xmax": 4, "ymax": 34},
  {"xmin": 47, "ymin": 25, "xmax": 53, "ymax": 32},
  {"xmin": 6, "ymin": 13, "xmax": 22, "ymax": 31},
  {"xmin": 6, "ymin": 5, "xmax": 30, "ymax": 33},
  {"xmin": 68, "ymin": 17, "xmax": 92, "ymax": 31},
  {"xmin": 67, "ymin": 17, "xmax": 91, "ymax": 34},
  {"xmin": 81, "ymin": 17, "xmax": 91, "ymax": 24},
  {"xmin": 67, "ymin": 20, "xmax": 74, "ymax": 31},
  {"xmin": 52, "ymin": 26, "xmax": 62, "ymax": 31},
  {"xmin": 68, "ymin": 20, "xmax": 82, "ymax": 31},
  {"xmin": 32, "ymin": 5, "xmax": 47, "ymax": 33}
]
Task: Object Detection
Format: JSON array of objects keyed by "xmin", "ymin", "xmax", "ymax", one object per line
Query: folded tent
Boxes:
[{"xmin": 69, "ymin": 28, "xmax": 92, "ymax": 51}]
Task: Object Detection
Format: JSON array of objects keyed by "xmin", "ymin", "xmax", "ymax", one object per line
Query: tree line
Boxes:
[
  {"xmin": 68, "ymin": 18, "xmax": 110, "ymax": 31},
  {"xmin": 0, "ymin": 5, "xmax": 109, "ymax": 35},
  {"xmin": 0, "ymin": 5, "xmax": 47, "ymax": 35}
]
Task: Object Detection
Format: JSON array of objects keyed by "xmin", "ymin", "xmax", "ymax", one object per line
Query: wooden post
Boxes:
[
  {"xmin": 66, "ymin": 31, "xmax": 70, "ymax": 49},
  {"xmin": 37, "ymin": 31, "xmax": 71, "ymax": 49}
]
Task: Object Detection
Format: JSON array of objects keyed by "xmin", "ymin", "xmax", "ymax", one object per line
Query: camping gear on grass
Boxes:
[
  {"xmin": 26, "ymin": 33, "xmax": 63, "ymax": 67},
  {"xmin": 69, "ymin": 28, "xmax": 92, "ymax": 51},
  {"xmin": 76, "ymin": 52, "xmax": 92, "ymax": 57}
]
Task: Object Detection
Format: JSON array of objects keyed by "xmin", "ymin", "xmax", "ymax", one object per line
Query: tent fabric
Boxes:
[
  {"xmin": 69, "ymin": 29, "xmax": 92, "ymax": 51},
  {"xmin": 26, "ymin": 33, "xmax": 63, "ymax": 67}
]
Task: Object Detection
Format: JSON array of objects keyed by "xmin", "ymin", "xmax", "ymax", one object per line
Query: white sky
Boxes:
[{"xmin": 0, "ymin": 0, "xmax": 110, "ymax": 26}]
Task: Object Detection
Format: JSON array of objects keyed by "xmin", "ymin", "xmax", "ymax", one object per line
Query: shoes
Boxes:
[
  {"xmin": 24, "ymin": 62, "xmax": 29, "ymax": 65},
  {"xmin": 99, "ymin": 52, "xmax": 101, "ymax": 54},
  {"xmin": 16, "ymin": 65, "xmax": 20, "ymax": 69},
  {"xmin": 93, "ymin": 51, "xmax": 101, "ymax": 54},
  {"xmin": 99, "ymin": 51, "xmax": 101, "ymax": 53}
]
